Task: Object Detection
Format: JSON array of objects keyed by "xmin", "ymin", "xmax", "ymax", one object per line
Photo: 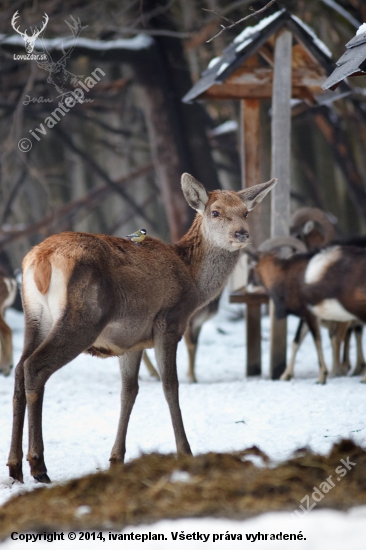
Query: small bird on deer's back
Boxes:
[{"xmin": 125, "ymin": 228, "xmax": 147, "ymax": 244}]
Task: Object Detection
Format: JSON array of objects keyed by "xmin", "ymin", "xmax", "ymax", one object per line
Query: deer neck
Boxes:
[{"xmin": 175, "ymin": 215, "xmax": 240, "ymax": 306}]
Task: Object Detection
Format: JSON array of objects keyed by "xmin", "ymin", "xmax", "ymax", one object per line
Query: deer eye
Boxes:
[
  {"xmin": 212, "ymin": 211, "xmax": 220, "ymax": 218},
  {"xmin": 244, "ymin": 212, "xmax": 249, "ymax": 219}
]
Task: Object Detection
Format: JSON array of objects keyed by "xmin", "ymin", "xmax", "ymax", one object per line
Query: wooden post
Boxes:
[
  {"xmin": 241, "ymin": 99, "xmax": 262, "ymax": 376},
  {"xmin": 270, "ymin": 30, "xmax": 292, "ymax": 379}
]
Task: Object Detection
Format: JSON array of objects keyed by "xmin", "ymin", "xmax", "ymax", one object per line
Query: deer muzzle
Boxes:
[{"xmin": 235, "ymin": 229, "xmax": 249, "ymax": 243}]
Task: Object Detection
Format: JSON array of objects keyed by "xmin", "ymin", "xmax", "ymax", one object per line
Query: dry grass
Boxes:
[{"xmin": 0, "ymin": 439, "xmax": 365, "ymax": 539}]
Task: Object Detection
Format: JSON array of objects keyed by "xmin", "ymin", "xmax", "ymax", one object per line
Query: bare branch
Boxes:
[
  {"xmin": 0, "ymin": 163, "xmax": 154, "ymax": 249},
  {"xmin": 202, "ymin": 8, "xmax": 235, "ymax": 25},
  {"xmin": 54, "ymin": 126, "xmax": 159, "ymax": 230},
  {"xmin": 205, "ymin": 0, "xmax": 278, "ymax": 43}
]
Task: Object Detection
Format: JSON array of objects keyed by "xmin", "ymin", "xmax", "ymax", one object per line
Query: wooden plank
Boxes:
[
  {"xmin": 270, "ymin": 30, "xmax": 292, "ymax": 380},
  {"xmin": 229, "ymin": 288, "xmax": 269, "ymax": 305},
  {"xmin": 246, "ymin": 302, "xmax": 262, "ymax": 376},
  {"xmin": 241, "ymin": 98, "xmax": 264, "ymax": 377},
  {"xmin": 202, "ymin": 84, "xmax": 317, "ymax": 100},
  {"xmin": 229, "ymin": 288, "xmax": 269, "ymax": 377}
]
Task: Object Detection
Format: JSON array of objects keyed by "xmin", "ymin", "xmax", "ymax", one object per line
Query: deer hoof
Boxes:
[
  {"xmin": 353, "ymin": 363, "xmax": 366, "ymax": 376},
  {"xmin": 280, "ymin": 372, "xmax": 292, "ymax": 381},
  {"xmin": 34, "ymin": 473, "xmax": 51, "ymax": 484},
  {"xmin": 8, "ymin": 462, "xmax": 24, "ymax": 483}
]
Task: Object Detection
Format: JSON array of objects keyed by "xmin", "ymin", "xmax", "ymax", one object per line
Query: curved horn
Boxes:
[
  {"xmin": 290, "ymin": 207, "xmax": 336, "ymax": 245},
  {"xmin": 259, "ymin": 236, "xmax": 307, "ymax": 253}
]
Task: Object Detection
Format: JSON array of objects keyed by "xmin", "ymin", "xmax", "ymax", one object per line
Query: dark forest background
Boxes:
[{"xmin": 0, "ymin": 0, "xmax": 366, "ymax": 271}]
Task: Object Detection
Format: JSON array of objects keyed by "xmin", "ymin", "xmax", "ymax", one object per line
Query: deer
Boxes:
[
  {"xmin": 7, "ymin": 173, "xmax": 276, "ymax": 484},
  {"xmin": 11, "ymin": 11, "xmax": 49, "ymax": 54},
  {"xmin": 0, "ymin": 267, "xmax": 17, "ymax": 376},
  {"xmin": 249, "ymin": 237, "xmax": 366, "ymax": 384},
  {"xmin": 289, "ymin": 207, "xmax": 366, "ymax": 379}
]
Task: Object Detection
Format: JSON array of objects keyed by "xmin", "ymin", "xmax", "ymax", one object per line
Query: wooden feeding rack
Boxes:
[{"xmin": 183, "ymin": 9, "xmax": 338, "ymax": 379}]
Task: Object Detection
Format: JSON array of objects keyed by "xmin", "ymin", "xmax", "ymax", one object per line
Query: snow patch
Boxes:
[
  {"xmin": 0, "ymin": 33, "xmax": 153, "ymax": 52},
  {"xmin": 210, "ymin": 120, "xmax": 238, "ymax": 136},
  {"xmin": 170, "ymin": 470, "xmax": 191, "ymax": 483},
  {"xmin": 74, "ymin": 505, "xmax": 92, "ymax": 517},
  {"xmin": 217, "ymin": 62, "xmax": 230, "ymax": 76},
  {"xmin": 356, "ymin": 23, "xmax": 366, "ymax": 36},
  {"xmin": 208, "ymin": 56, "xmax": 221, "ymax": 69},
  {"xmin": 235, "ymin": 38, "xmax": 253, "ymax": 53},
  {"xmin": 0, "ymin": 477, "xmax": 13, "ymax": 490}
]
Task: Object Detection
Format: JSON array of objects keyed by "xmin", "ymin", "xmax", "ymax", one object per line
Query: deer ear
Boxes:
[
  {"xmin": 181, "ymin": 173, "xmax": 209, "ymax": 214},
  {"xmin": 238, "ymin": 178, "xmax": 277, "ymax": 211}
]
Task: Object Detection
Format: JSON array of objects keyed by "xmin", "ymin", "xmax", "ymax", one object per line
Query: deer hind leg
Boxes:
[
  {"xmin": 23, "ymin": 314, "xmax": 104, "ymax": 483},
  {"xmin": 353, "ymin": 324, "xmax": 366, "ymax": 376},
  {"xmin": 154, "ymin": 330, "xmax": 191, "ymax": 456},
  {"xmin": 307, "ymin": 315, "xmax": 328, "ymax": 384},
  {"xmin": 110, "ymin": 350, "xmax": 142, "ymax": 465},
  {"xmin": 7, "ymin": 315, "xmax": 50, "ymax": 483},
  {"xmin": 342, "ymin": 325, "xmax": 353, "ymax": 374},
  {"xmin": 0, "ymin": 315, "xmax": 13, "ymax": 376},
  {"xmin": 329, "ymin": 322, "xmax": 350, "ymax": 377},
  {"xmin": 280, "ymin": 319, "xmax": 309, "ymax": 381}
]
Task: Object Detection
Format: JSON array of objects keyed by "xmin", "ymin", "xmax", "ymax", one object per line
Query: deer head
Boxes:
[{"xmin": 182, "ymin": 174, "xmax": 277, "ymax": 252}]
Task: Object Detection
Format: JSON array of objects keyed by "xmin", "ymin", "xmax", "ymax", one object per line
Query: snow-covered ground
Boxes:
[{"xmin": 0, "ymin": 299, "xmax": 366, "ymax": 547}]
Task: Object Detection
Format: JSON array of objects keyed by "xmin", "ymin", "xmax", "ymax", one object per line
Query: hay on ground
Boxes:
[{"xmin": 0, "ymin": 439, "xmax": 365, "ymax": 539}]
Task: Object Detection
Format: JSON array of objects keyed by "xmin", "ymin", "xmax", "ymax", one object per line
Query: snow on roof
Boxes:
[
  {"xmin": 0, "ymin": 33, "xmax": 153, "ymax": 52},
  {"xmin": 233, "ymin": 9, "xmax": 285, "ymax": 44},
  {"xmin": 291, "ymin": 15, "xmax": 332, "ymax": 58},
  {"xmin": 209, "ymin": 120, "xmax": 238, "ymax": 136},
  {"xmin": 207, "ymin": 56, "xmax": 221, "ymax": 69},
  {"xmin": 356, "ymin": 23, "xmax": 366, "ymax": 36},
  {"xmin": 323, "ymin": 24, "xmax": 366, "ymax": 90},
  {"xmin": 183, "ymin": 9, "xmax": 334, "ymax": 104}
]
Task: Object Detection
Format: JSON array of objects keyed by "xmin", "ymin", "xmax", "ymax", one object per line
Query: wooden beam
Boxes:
[
  {"xmin": 270, "ymin": 30, "xmax": 293, "ymax": 380},
  {"xmin": 241, "ymin": 99, "xmax": 263, "ymax": 377},
  {"xmin": 241, "ymin": 99, "xmax": 267, "ymax": 247},
  {"xmin": 229, "ymin": 288, "xmax": 269, "ymax": 378},
  {"xmin": 201, "ymin": 84, "xmax": 317, "ymax": 101}
]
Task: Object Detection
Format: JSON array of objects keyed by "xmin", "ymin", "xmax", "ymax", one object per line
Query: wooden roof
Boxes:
[
  {"xmin": 322, "ymin": 26, "xmax": 366, "ymax": 90},
  {"xmin": 183, "ymin": 9, "xmax": 335, "ymax": 104}
]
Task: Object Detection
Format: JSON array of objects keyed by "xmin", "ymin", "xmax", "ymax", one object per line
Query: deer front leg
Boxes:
[
  {"xmin": 185, "ymin": 329, "xmax": 198, "ymax": 384},
  {"xmin": 142, "ymin": 350, "xmax": 159, "ymax": 379},
  {"xmin": 110, "ymin": 350, "xmax": 142, "ymax": 465},
  {"xmin": 280, "ymin": 319, "xmax": 309, "ymax": 381},
  {"xmin": 154, "ymin": 331, "xmax": 191, "ymax": 456}
]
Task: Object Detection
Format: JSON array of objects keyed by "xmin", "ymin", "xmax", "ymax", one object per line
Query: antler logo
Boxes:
[
  {"xmin": 36, "ymin": 16, "xmax": 87, "ymax": 95},
  {"xmin": 11, "ymin": 11, "xmax": 49, "ymax": 54}
]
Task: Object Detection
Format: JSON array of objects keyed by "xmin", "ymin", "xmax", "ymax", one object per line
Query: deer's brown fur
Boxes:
[{"xmin": 8, "ymin": 173, "xmax": 276, "ymax": 483}]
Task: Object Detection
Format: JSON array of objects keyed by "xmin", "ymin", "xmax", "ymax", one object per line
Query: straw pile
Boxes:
[{"xmin": 0, "ymin": 439, "xmax": 365, "ymax": 539}]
